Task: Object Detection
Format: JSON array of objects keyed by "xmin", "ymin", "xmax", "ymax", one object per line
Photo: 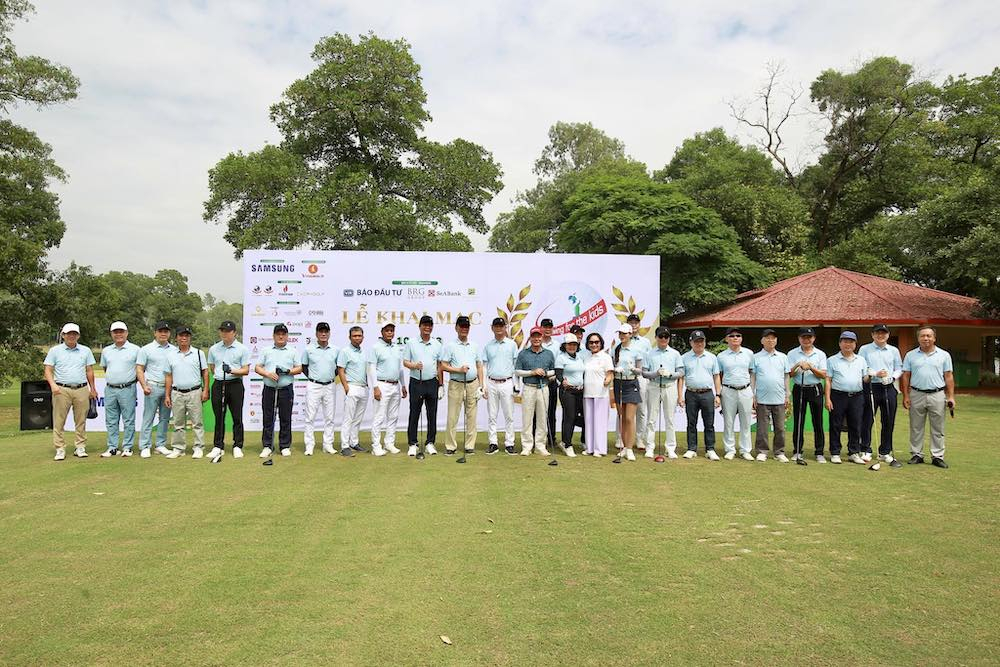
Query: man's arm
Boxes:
[
  {"xmin": 901, "ymin": 370, "xmax": 911, "ymax": 409},
  {"xmin": 944, "ymin": 370, "xmax": 955, "ymax": 407},
  {"xmin": 44, "ymin": 365, "xmax": 60, "ymax": 395},
  {"xmin": 86, "ymin": 365, "xmax": 97, "ymax": 399}
]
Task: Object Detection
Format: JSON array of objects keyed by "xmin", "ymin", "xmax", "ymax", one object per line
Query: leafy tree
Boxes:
[
  {"xmin": 194, "ymin": 296, "xmax": 243, "ymax": 347},
  {"xmin": 204, "ymin": 33, "xmax": 503, "ymax": 257},
  {"xmin": 934, "ymin": 68, "xmax": 1000, "ymax": 167}
]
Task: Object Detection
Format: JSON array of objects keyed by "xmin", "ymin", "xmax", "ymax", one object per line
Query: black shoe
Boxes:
[
  {"xmin": 908, "ymin": 455, "xmax": 924, "ymax": 464},
  {"xmin": 505, "ymin": 446, "xmax": 515, "ymax": 455},
  {"xmin": 487, "ymin": 444, "xmax": 499, "ymax": 455},
  {"xmin": 465, "ymin": 448, "xmax": 475, "ymax": 455},
  {"xmin": 889, "ymin": 459, "xmax": 903, "ymax": 468},
  {"xmin": 350, "ymin": 444, "xmax": 366, "ymax": 453},
  {"xmin": 931, "ymin": 457, "xmax": 949, "ymax": 469},
  {"xmin": 445, "ymin": 448, "xmax": 455, "ymax": 456},
  {"xmin": 340, "ymin": 448, "xmax": 355, "ymax": 457}
]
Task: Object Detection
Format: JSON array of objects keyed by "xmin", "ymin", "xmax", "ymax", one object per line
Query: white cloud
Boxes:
[{"xmin": 10, "ymin": 0, "xmax": 999, "ymax": 302}]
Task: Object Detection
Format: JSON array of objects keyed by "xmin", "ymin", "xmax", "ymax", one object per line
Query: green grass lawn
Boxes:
[{"xmin": 0, "ymin": 387, "xmax": 998, "ymax": 665}]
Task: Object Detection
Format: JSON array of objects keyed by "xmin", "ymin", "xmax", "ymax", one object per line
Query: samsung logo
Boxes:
[{"xmin": 251, "ymin": 264, "xmax": 297, "ymax": 273}]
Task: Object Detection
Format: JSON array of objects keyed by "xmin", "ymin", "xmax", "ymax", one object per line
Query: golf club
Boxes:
[
  {"xmin": 415, "ymin": 390, "xmax": 426, "ymax": 460},
  {"xmin": 654, "ymin": 381, "xmax": 665, "ymax": 463},
  {"xmin": 795, "ymin": 370, "xmax": 808, "ymax": 466},
  {"xmin": 611, "ymin": 382, "xmax": 623, "ymax": 464},
  {"xmin": 867, "ymin": 381, "xmax": 880, "ymax": 471},
  {"xmin": 211, "ymin": 364, "xmax": 227, "ymax": 464},
  {"xmin": 886, "ymin": 382, "xmax": 903, "ymax": 468},
  {"xmin": 456, "ymin": 377, "xmax": 469, "ymax": 464}
]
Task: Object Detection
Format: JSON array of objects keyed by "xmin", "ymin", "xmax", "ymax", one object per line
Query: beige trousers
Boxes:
[
  {"xmin": 171, "ymin": 388, "xmax": 205, "ymax": 450},
  {"xmin": 446, "ymin": 379, "xmax": 480, "ymax": 452},
  {"xmin": 52, "ymin": 385, "xmax": 89, "ymax": 450}
]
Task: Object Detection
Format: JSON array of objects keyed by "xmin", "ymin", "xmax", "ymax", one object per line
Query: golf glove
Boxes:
[
  {"xmin": 437, "ymin": 386, "xmax": 445, "ymax": 401},
  {"xmin": 222, "ymin": 363, "xmax": 232, "ymax": 373},
  {"xmin": 657, "ymin": 367, "xmax": 670, "ymax": 377}
]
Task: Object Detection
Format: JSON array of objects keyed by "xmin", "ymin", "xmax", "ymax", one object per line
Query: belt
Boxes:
[
  {"xmin": 349, "ymin": 383, "xmax": 368, "ymax": 388},
  {"xmin": 562, "ymin": 385, "xmax": 583, "ymax": 393},
  {"xmin": 308, "ymin": 379, "xmax": 333, "ymax": 385},
  {"xmin": 914, "ymin": 387, "xmax": 944, "ymax": 394},
  {"xmin": 687, "ymin": 387, "xmax": 712, "ymax": 394},
  {"xmin": 832, "ymin": 389, "xmax": 861, "ymax": 397},
  {"xmin": 523, "ymin": 380, "xmax": 546, "ymax": 387},
  {"xmin": 173, "ymin": 386, "xmax": 202, "ymax": 393},
  {"xmin": 217, "ymin": 378, "xmax": 242, "ymax": 383},
  {"xmin": 723, "ymin": 384, "xmax": 750, "ymax": 391},
  {"xmin": 411, "ymin": 377, "xmax": 438, "ymax": 383},
  {"xmin": 56, "ymin": 382, "xmax": 87, "ymax": 389},
  {"xmin": 796, "ymin": 384, "xmax": 822, "ymax": 392},
  {"xmin": 489, "ymin": 377, "xmax": 512, "ymax": 382},
  {"xmin": 106, "ymin": 380, "xmax": 137, "ymax": 389},
  {"xmin": 378, "ymin": 379, "xmax": 398, "ymax": 384},
  {"xmin": 450, "ymin": 378, "xmax": 476, "ymax": 383},
  {"xmin": 654, "ymin": 380, "xmax": 675, "ymax": 387}
]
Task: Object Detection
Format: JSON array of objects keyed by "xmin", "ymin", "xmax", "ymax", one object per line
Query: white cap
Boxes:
[
  {"xmin": 61, "ymin": 323, "xmax": 80, "ymax": 334},
  {"xmin": 563, "ymin": 333, "xmax": 578, "ymax": 344},
  {"xmin": 617, "ymin": 323, "xmax": 633, "ymax": 334},
  {"xmin": 109, "ymin": 321, "xmax": 128, "ymax": 332}
]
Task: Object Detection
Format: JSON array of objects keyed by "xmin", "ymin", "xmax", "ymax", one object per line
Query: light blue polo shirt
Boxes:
[
  {"xmin": 717, "ymin": 347, "xmax": 756, "ymax": 387},
  {"xmin": 44, "ymin": 343, "xmax": 96, "ymax": 384},
  {"xmin": 787, "ymin": 346, "xmax": 828, "ymax": 387},
  {"xmin": 612, "ymin": 344, "xmax": 644, "ymax": 379},
  {"xmin": 169, "ymin": 348, "xmax": 207, "ymax": 389},
  {"xmin": 644, "ymin": 346, "xmax": 684, "ymax": 385},
  {"xmin": 443, "ymin": 339, "xmax": 482, "ymax": 382},
  {"xmin": 369, "ymin": 339, "xmax": 404, "ymax": 381},
  {"xmin": 827, "ymin": 353, "xmax": 866, "ymax": 393},
  {"xmin": 903, "ymin": 347, "xmax": 953, "ymax": 390},
  {"xmin": 630, "ymin": 335, "xmax": 652, "ymax": 356},
  {"xmin": 483, "ymin": 338, "xmax": 518, "ymax": 379},
  {"xmin": 259, "ymin": 345, "xmax": 300, "ymax": 388},
  {"xmin": 136, "ymin": 341, "xmax": 177, "ymax": 384},
  {"xmin": 301, "ymin": 343, "xmax": 339, "ymax": 382},
  {"xmin": 403, "ymin": 336, "xmax": 443, "ymax": 381},
  {"xmin": 753, "ymin": 349, "xmax": 789, "ymax": 405},
  {"xmin": 681, "ymin": 350, "xmax": 719, "ymax": 390},
  {"xmin": 100, "ymin": 341, "xmax": 140, "ymax": 385},
  {"xmin": 859, "ymin": 342, "xmax": 902, "ymax": 382},
  {"xmin": 555, "ymin": 352, "xmax": 586, "ymax": 386},
  {"xmin": 541, "ymin": 338, "xmax": 561, "ymax": 363},
  {"xmin": 208, "ymin": 340, "xmax": 251, "ymax": 380},
  {"xmin": 337, "ymin": 345, "xmax": 368, "ymax": 385}
]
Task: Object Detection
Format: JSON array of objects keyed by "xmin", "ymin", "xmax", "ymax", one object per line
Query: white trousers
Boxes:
[
  {"xmin": 486, "ymin": 378, "xmax": 516, "ymax": 447},
  {"xmin": 722, "ymin": 385, "xmax": 754, "ymax": 455},
  {"xmin": 371, "ymin": 380, "xmax": 401, "ymax": 448},
  {"xmin": 304, "ymin": 381, "xmax": 336, "ymax": 451},
  {"xmin": 645, "ymin": 381, "xmax": 678, "ymax": 454},
  {"xmin": 340, "ymin": 384, "xmax": 368, "ymax": 449}
]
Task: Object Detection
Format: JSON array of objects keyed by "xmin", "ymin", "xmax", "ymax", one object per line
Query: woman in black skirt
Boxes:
[{"xmin": 612, "ymin": 324, "xmax": 644, "ymax": 461}]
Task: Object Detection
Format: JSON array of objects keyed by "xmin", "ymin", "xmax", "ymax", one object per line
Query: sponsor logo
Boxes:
[
  {"xmin": 467, "ymin": 288, "xmax": 476, "ymax": 296},
  {"xmin": 354, "ymin": 288, "xmax": 403, "ymax": 297},
  {"xmin": 406, "ymin": 288, "xmax": 425, "ymax": 299},
  {"xmin": 250, "ymin": 336, "xmax": 257, "ymax": 344},
  {"xmin": 343, "ymin": 289, "xmax": 355, "ymax": 297},
  {"xmin": 308, "ymin": 264, "xmax": 319, "ymax": 274},
  {"xmin": 263, "ymin": 286, "xmax": 274, "ymax": 295},
  {"xmin": 250, "ymin": 263, "xmax": 297, "ymax": 273},
  {"xmin": 252, "ymin": 285, "xmax": 262, "ymax": 295},
  {"xmin": 283, "ymin": 310, "xmax": 302, "ymax": 317},
  {"xmin": 308, "ymin": 309, "xmax": 324, "ymax": 316},
  {"xmin": 298, "ymin": 291, "xmax": 324, "ymax": 297}
]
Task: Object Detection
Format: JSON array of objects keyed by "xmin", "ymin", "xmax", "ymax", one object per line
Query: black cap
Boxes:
[
  {"xmin": 381, "ymin": 322, "xmax": 396, "ymax": 331},
  {"xmin": 455, "ymin": 315, "xmax": 471, "ymax": 327},
  {"xmin": 218, "ymin": 320, "xmax": 236, "ymax": 331},
  {"xmin": 872, "ymin": 323, "xmax": 890, "ymax": 333},
  {"xmin": 655, "ymin": 326, "xmax": 670, "ymax": 338},
  {"xmin": 798, "ymin": 326, "xmax": 816, "ymax": 337},
  {"xmin": 316, "ymin": 321, "xmax": 330, "ymax": 331},
  {"xmin": 419, "ymin": 315, "xmax": 434, "ymax": 326},
  {"xmin": 540, "ymin": 318, "xmax": 554, "ymax": 327},
  {"xmin": 492, "ymin": 317, "xmax": 507, "ymax": 327},
  {"xmin": 154, "ymin": 320, "xmax": 171, "ymax": 331},
  {"xmin": 570, "ymin": 324, "xmax": 585, "ymax": 335},
  {"xmin": 626, "ymin": 313, "xmax": 640, "ymax": 323},
  {"xmin": 176, "ymin": 326, "xmax": 192, "ymax": 335},
  {"xmin": 689, "ymin": 330, "xmax": 706, "ymax": 341},
  {"xmin": 273, "ymin": 323, "xmax": 288, "ymax": 334},
  {"xmin": 761, "ymin": 328, "xmax": 777, "ymax": 337},
  {"xmin": 725, "ymin": 327, "xmax": 742, "ymax": 336}
]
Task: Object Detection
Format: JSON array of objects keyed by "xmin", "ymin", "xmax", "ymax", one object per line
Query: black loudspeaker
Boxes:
[{"xmin": 20, "ymin": 380, "xmax": 52, "ymax": 431}]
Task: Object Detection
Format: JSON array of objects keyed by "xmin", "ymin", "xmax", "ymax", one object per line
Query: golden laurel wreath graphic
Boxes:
[
  {"xmin": 496, "ymin": 284, "xmax": 532, "ymax": 348},
  {"xmin": 611, "ymin": 285, "xmax": 651, "ymax": 336}
]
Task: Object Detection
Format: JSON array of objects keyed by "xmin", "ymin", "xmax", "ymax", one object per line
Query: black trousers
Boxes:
[
  {"xmin": 262, "ymin": 385, "xmax": 293, "ymax": 448},
  {"xmin": 407, "ymin": 378, "xmax": 440, "ymax": 445},
  {"xmin": 830, "ymin": 389, "xmax": 863, "ymax": 456},
  {"xmin": 685, "ymin": 390, "xmax": 716, "ymax": 452},
  {"xmin": 559, "ymin": 387, "xmax": 583, "ymax": 446},
  {"xmin": 211, "ymin": 379, "xmax": 244, "ymax": 449},
  {"xmin": 862, "ymin": 383, "xmax": 897, "ymax": 456},
  {"xmin": 791, "ymin": 384, "xmax": 825, "ymax": 455}
]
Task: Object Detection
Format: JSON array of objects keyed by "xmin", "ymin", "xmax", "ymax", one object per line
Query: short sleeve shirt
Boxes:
[
  {"xmin": 403, "ymin": 336, "xmax": 443, "ymax": 381},
  {"xmin": 442, "ymin": 339, "xmax": 482, "ymax": 381},
  {"xmin": 100, "ymin": 341, "xmax": 140, "ymax": 385},
  {"xmin": 681, "ymin": 350, "xmax": 719, "ymax": 390},
  {"xmin": 169, "ymin": 348, "xmax": 207, "ymax": 389},
  {"xmin": 369, "ymin": 339, "xmax": 404, "ymax": 382},
  {"xmin": 208, "ymin": 340, "xmax": 251, "ymax": 380},
  {"xmin": 753, "ymin": 350, "xmax": 789, "ymax": 405},
  {"xmin": 44, "ymin": 343, "xmax": 96, "ymax": 384},
  {"xmin": 137, "ymin": 341, "xmax": 177, "ymax": 384},
  {"xmin": 717, "ymin": 347, "xmax": 756, "ymax": 387},
  {"xmin": 483, "ymin": 338, "xmax": 518, "ymax": 379},
  {"xmin": 902, "ymin": 347, "xmax": 953, "ymax": 390},
  {"xmin": 787, "ymin": 346, "xmax": 828, "ymax": 387},
  {"xmin": 259, "ymin": 345, "xmax": 300, "ymax": 388},
  {"xmin": 827, "ymin": 353, "xmax": 866, "ymax": 393},
  {"xmin": 859, "ymin": 342, "xmax": 903, "ymax": 383},
  {"xmin": 555, "ymin": 352, "xmax": 586, "ymax": 387},
  {"xmin": 337, "ymin": 345, "xmax": 368, "ymax": 385},
  {"xmin": 644, "ymin": 346, "xmax": 684, "ymax": 384},
  {"xmin": 612, "ymin": 344, "xmax": 643, "ymax": 379},
  {"xmin": 301, "ymin": 343, "xmax": 339, "ymax": 382},
  {"xmin": 583, "ymin": 351, "xmax": 615, "ymax": 398}
]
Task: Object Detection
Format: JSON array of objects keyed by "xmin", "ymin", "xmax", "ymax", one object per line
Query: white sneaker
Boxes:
[
  {"xmin": 165, "ymin": 448, "xmax": 184, "ymax": 459},
  {"xmin": 557, "ymin": 443, "xmax": 569, "ymax": 455},
  {"xmin": 407, "ymin": 445, "xmax": 418, "ymax": 457},
  {"xmin": 280, "ymin": 448, "xmax": 291, "ymax": 457},
  {"xmin": 372, "ymin": 445, "xmax": 386, "ymax": 457},
  {"xmin": 100, "ymin": 448, "xmax": 117, "ymax": 458},
  {"xmin": 54, "ymin": 448, "xmax": 66, "ymax": 461},
  {"xmin": 385, "ymin": 444, "xmax": 401, "ymax": 454},
  {"xmin": 830, "ymin": 455, "xmax": 843, "ymax": 464},
  {"xmin": 259, "ymin": 447, "xmax": 273, "ymax": 459},
  {"xmin": 706, "ymin": 450, "xmax": 720, "ymax": 461},
  {"xmin": 682, "ymin": 450, "xmax": 696, "ymax": 459},
  {"xmin": 776, "ymin": 453, "xmax": 789, "ymax": 463},
  {"xmin": 849, "ymin": 453, "xmax": 864, "ymax": 464},
  {"xmin": 520, "ymin": 448, "xmax": 532, "ymax": 456},
  {"xmin": 756, "ymin": 453, "xmax": 767, "ymax": 462},
  {"xmin": 883, "ymin": 454, "xmax": 895, "ymax": 464},
  {"xmin": 624, "ymin": 448, "xmax": 636, "ymax": 461},
  {"xmin": 121, "ymin": 449, "xmax": 133, "ymax": 457},
  {"xmin": 322, "ymin": 445, "xmax": 336, "ymax": 455},
  {"xmin": 581, "ymin": 450, "xmax": 591, "ymax": 456},
  {"xmin": 154, "ymin": 445, "xmax": 171, "ymax": 456},
  {"xmin": 232, "ymin": 447, "xmax": 244, "ymax": 459},
  {"xmin": 593, "ymin": 452, "xmax": 603, "ymax": 458},
  {"xmin": 645, "ymin": 448, "xmax": 655, "ymax": 459},
  {"xmin": 536, "ymin": 448, "xmax": 550, "ymax": 456},
  {"xmin": 741, "ymin": 452, "xmax": 755, "ymax": 461},
  {"xmin": 425, "ymin": 444, "xmax": 438, "ymax": 456},
  {"xmin": 816, "ymin": 454, "xmax": 827, "ymax": 464},
  {"xmin": 565, "ymin": 446, "xmax": 576, "ymax": 458},
  {"xmin": 667, "ymin": 451, "xmax": 678, "ymax": 459},
  {"xmin": 192, "ymin": 446, "xmax": 205, "ymax": 459},
  {"xmin": 72, "ymin": 447, "xmax": 87, "ymax": 458},
  {"xmin": 140, "ymin": 448, "xmax": 151, "ymax": 459},
  {"xmin": 723, "ymin": 451, "xmax": 736, "ymax": 460},
  {"xmin": 304, "ymin": 446, "xmax": 314, "ymax": 456},
  {"xmin": 861, "ymin": 452, "xmax": 872, "ymax": 463}
]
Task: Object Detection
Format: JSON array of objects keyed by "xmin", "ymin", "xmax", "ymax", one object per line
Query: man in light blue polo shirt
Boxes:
[
  {"xmin": 859, "ymin": 324, "xmax": 903, "ymax": 465},
  {"xmin": 165, "ymin": 326, "xmax": 209, "ymax": 459},
  {"xmin": 338, "ymin": 326, "xmax": 370, "ymax": 456},
  {"xmin": 825, "ymin": 331, "xmax": 868, "ymax": 464},
  {"xmin": 206, "ymin": 320, "xmax": 251, "ymax": 460},
  {"xmin": 717, "ymin": 327, "xmax": 756, "ymax": 461},
  {"xmin": 678, "ymin": 330, "xmax": 721, "ymax": 460},
  {"xmin": 752, "ymin": 329, "xmax": 790, "ymax": 462},
  {"xmin": 301, "ymin": 321, "xmax": 339, "ymax": 456},
  {"xmin": 483, "ymin": 316, "xmax": 518, "ymax": 455},
  {"xmin": 403, "ymin": 315, "xmax": 444, "ymax": 457},
  {"xmin": 787, "ymin": 327, "xmax": 829, "ymax": 463},
  {"xmin": 442, "ymin": 315, "xmax": 484, "ymax": 455},
  {"xmin": 136, "ymin": 321, "xmax": 176, "ymax": 458},
  {"xmin": 100, "ymin": 320, "xmax": 140, "ymax": 457},
  {"xmin": 368, "ymin": 322, "xmax": 407, "ymax": 457},
  {"xmin": 902, "ymin": 326, "xmax": 955, "ymax": 468},
  {"xmin": 642, "ymin": 326, "xmax": 684, "ymax": 459},
  {"xmin": 255, "ymin": 323, "xmax": 302, "ymax": 458},
  {"xmin": 44, "ymin": 322, "xmax": 98, "ymax": 460}
]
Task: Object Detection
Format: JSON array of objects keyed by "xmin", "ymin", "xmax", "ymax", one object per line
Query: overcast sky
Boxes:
[{"xmin": 11, "ymin": 1, "xmax": 999, "ymax": 303}]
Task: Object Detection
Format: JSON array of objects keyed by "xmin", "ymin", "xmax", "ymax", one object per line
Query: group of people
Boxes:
[{"xmin": 43, "ymin": 315, "xmax": 956, "ymax": 469}]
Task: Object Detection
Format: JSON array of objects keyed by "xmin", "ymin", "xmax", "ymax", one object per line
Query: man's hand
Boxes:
[
  {"xmin": 413, "ymin": 361, "xmax": 424, "ymax": 371},
  {"xmin": 459, "ymin": 365, "xmax": 470, "ymax": 374},
  {"xmin": 401, "ymin": 387, "xmax": 408, "ymax": 399},
  {"xmin": 89, "ymin": 387, "xmax": 98, "ymax": 400},
  {"xmin": 51, "ymin": 385, "xmax": 61, "ymax": 396},
  {"xmin": 165, "ymin": 394, "xmax": 173, "ymax": 409},
  {"xmin": 533, "ymin": 368, "xmax": 546, "ymax": 377},
  {"xmin": 268, "ymin": 372, "xmax": 280, "ymax": 382},
  {"xmin": 479, "ymin": 386, "xmax": 487, "ymax": 400},
  {"xmin": 902, "ymin": 395, "xmax": 910, "ymax": 409},
  {"xmin": 374, "ymin": 386, "xmax": 382, "ymax": 401},
  {"xmin": 201, "ymin": 388, "xmax": 209, "ymax": 403},
  {"xmin": 658, "ymin": 367, "xmax": 670, "ymax": 377},
  {"xmin": 876, "ymin": 369, "xmax": 888, "ymax": 378},
  {"xmin": 713, "ymin": 395, "xmax": 721, "ymax": 408},
  {"xmin": 825, "ymin": 397, "xmax": 833, "ymax": 411},
  {"xmin": 678, "ymin": 396, "xmax": 685, "ymax": 408},
  {"xmin": 142, "ymin": 384, "xmax": 152, "ymax": 396}
]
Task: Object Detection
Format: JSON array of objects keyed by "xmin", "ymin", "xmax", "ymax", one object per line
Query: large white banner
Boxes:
[{"xmin": 242, "ymin": 250, "xmax": 662, "ymax": 432}]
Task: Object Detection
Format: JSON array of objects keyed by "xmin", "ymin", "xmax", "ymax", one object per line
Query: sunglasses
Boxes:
[
  {"xmin": 587, "ymin": 340, "xmax": 601, "ymax": 346},
  {"xmin": 727, "ymin": 334, "xmax": 742, "ymax": 338}
]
